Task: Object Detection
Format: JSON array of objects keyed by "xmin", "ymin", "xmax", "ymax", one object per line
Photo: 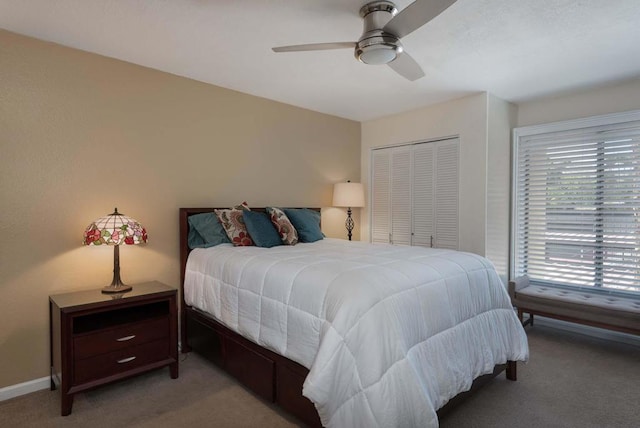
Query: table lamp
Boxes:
[
  {"xmin": 333, "ymin": 181, "xmax": 365, "ymax": 241},
  {"xmin": 83, "ymin": 208, "xmax": 147, "ymax": 293}
]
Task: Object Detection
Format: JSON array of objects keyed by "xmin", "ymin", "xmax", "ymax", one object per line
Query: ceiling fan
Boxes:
[{"xmin": 272, "ymin": 0, "xmax": 457, "ymax": 81}]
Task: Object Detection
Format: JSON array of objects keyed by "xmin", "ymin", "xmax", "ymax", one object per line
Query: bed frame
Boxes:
[{"xmin": 179, "ymin": 207, "xmax": 517, "ymax": 427}]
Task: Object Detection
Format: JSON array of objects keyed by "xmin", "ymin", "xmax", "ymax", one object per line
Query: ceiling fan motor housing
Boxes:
[{"xmin": 355, "ymin": 1, "xmax": 403, "ymax": 65}]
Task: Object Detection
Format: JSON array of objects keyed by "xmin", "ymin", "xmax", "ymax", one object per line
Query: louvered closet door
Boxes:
[
  {"xmin": 412, "ymin": 144, "xmax": 435, "ymax": 247},
  {"xmin": 370, "ymin": 139, "xmax": 458, "ymax": 248},
  {"xmin": 434, "ymin": 139, "xmax": 459, "ymax": 249},
  {"xmin": 391, "ymin": 147, "xmax": 412, "ymax": 245},
  {"xmin": 371, "ymin": 150, "xmax": 391, "ymax": 243}
]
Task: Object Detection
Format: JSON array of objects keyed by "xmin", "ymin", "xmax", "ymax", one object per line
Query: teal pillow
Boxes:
[
  {"xmin": 187, "ymin": 227, "xmax": 206, "ymax": 249},
  {"xmin": 283, "ymin": 209, "xmax": 323, "ymax": 243},
  {"xmin": 242, "ymin": 211, "xmax": 282, "ymax": 248},
  {"xmin": 187, "ymin": 213, "xmax": 230, "ymax": 249}
]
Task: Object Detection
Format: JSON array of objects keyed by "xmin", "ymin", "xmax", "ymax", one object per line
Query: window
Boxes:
[{"xmin": 512, "ymin": 110, "xmax": 640, "ymax": 295}]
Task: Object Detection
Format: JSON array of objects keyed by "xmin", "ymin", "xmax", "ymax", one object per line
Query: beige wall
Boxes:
[
  {"xmin": 0, "ymin": 30, "xmax": 361, "ymax": 388},
  {"xmin": 517, "ymin": 78, "xmax": 640, "ymax": 126},
  {"xmin": 486, "ymin": 95, "xmax": 518, "ymax": 282}
]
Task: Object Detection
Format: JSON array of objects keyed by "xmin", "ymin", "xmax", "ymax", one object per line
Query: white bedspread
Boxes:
[{"xmin": 185, "ymin": 238, "xmax": 529, "ymax": 427}]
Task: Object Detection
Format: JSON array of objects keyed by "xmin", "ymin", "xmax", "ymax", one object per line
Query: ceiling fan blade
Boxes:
[
  {"xmin": 384, "ymin": 0, "xmax": 457, "ymax": 39},
  {"xmin": 387, "ymin": 52, "xmax": 425, "ymax": 81},
  {"xmin": 272, "ymin": 42, "xmax": 356, "ymax": 53}
]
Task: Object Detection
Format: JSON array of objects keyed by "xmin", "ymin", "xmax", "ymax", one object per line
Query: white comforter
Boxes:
[{"xmin": 185, "ymin": 238, "xmax": 529, "ymax": 427}]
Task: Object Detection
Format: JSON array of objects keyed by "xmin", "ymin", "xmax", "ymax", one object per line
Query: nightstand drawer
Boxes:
[
  {"xmin": 74, "ymin": 317, "xmax": 169, "ymax": 359},
  {"xmin": 74, "ymin": 339, "xmax": 169, "ymax": 384}
]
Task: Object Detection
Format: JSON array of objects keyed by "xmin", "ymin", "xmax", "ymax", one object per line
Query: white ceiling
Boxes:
[{"xmin": 2, "ymin": 0, "xmax": 640, "ymax": 121}]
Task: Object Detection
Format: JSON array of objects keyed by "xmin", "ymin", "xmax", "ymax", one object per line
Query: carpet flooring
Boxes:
[{"xmin": 1, "ymin": 324, "xmax": 638, "ymax": 427}]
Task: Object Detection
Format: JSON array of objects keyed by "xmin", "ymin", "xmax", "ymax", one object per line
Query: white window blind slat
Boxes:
[{"xmin": 513, "ymin": 114, "xmax": 640, "ymax": 295}]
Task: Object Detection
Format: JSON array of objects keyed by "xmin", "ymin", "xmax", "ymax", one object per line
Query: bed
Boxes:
[{"xmin": 179, "ymin": 207, "xmax": 529, "ymax": 427}]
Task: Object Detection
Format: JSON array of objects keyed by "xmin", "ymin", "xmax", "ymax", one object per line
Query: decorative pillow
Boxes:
[
  {"xmin": 242, "ymin": 211, "xmax": 282, "ymax": 248},
  {"xmin": 266, "ymin": 207, "xmax": 298, "ymax": 245},
  {"xmin": 283, "ymin": 208, "xmax": 323, "ymax": 243},
  {"xmin": 187, "ymin": 213, "xmax": 231, "ymax": 249},
  {"xmin": 233, "ymin": 201, "xmax": 251, "ymax": 211},
  {"xmin": 214, "ymin": 202, "xmax": 254, "ymax": 246}
]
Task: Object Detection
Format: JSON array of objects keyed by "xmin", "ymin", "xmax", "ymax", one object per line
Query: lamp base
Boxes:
[
  {"xmin": 345, "ymin": 207, "xmax": 354, "ymax": 241},
  {"xmin": 101, "ymin": 284, "xmax": 133, "ymax": 294},
  {"xmin": 103, "ymin": 244, "xmax": 132, "ymax": 293}
]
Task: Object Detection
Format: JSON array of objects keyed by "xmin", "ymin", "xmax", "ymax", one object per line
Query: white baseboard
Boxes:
[
  {"xmin": 0, "ymin": 376, "xmax": 50, "ymax": 402},
  {"xmin": 532, "ymin": 316, "xmax": 640, "ymax": 347}
]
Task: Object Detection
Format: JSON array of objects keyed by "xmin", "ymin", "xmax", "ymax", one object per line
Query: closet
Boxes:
[{"xmin": 371, "ymin": 138, "xmax": 459, "ymax": 249}]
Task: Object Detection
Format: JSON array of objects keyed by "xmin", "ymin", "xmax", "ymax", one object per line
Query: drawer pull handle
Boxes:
[
  {"xmin": 116, "ymin": 335, "xmax": 136, "ymax": 342},
  {"xmin": 117, "ymin": 356, "xmax": 136, "ymax": 364}
]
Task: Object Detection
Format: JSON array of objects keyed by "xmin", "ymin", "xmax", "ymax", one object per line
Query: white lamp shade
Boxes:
[{"xmin": 333, "ymin": 182, "xmax": 365, "ymax": 208}]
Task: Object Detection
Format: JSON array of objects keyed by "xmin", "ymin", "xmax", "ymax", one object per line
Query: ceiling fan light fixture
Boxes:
[
  {"xmin": 356, "ymin": 44, "xmax": 401, "ymax": 65},
  {"xmin": 355, "ymin": 34, "xmax": 403, "ymax": 65}
]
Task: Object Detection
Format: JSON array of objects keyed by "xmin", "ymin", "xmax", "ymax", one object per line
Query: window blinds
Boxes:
[{"xmin": 513, "ymin": 116, "xmax": 640, "ymax": 295}]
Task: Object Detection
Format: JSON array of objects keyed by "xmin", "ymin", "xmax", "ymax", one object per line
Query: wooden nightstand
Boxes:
[{"xmin": 49, "ymin": 281, "xmax": 178, "ymax": 416}]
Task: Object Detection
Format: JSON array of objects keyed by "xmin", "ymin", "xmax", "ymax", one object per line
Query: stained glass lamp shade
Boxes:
[{"xmin": 83, "ymin": 208, "xmax": 148, "ymax": 293}]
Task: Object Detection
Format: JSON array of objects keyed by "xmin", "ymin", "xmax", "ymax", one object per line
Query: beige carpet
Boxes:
[
  {"xmin": 440, "ymin": 325, "xmax": 639, "ymax": 428},
  {"xmin": 1, "ymin": 324, "xmax": 638, "ymax": 427}
]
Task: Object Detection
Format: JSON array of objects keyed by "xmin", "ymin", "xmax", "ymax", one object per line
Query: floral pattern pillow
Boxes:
[
  {"xmin": 215, "ymin": 202, "xmax": 253, "ymax": 246},
  {"xmin": 266, "ymin": 207, "xmax": 298, "ymax": 245}
]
